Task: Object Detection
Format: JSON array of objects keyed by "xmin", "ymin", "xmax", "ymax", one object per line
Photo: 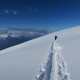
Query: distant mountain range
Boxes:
[
  {"xmin": 0, "ymin": 28, "xmax": 50, "ymax": 39},
  {"xmin": 0, "ymin": 28, "xmax": 51, "ymax": 50}
]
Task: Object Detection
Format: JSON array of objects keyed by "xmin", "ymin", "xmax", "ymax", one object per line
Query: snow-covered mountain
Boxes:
[{"xmin": 0, "ymin": 26, "xmax": 80, "ymax": 80}]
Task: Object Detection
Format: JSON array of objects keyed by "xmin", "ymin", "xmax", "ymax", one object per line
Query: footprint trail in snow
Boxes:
[{"xmin": 35, "ymin": 41, "xmax": 71, "ymax": 80}]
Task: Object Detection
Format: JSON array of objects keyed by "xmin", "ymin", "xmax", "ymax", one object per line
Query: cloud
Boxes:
[
  {"xmin": 26, "ymin": 6, "xmax": 38, "ymax": 12},
  {"xmin": 3, "ymin": 10, "xmax": 10, "ymax": 14},
  {"xmin": 11, "ymin": 10, "xmax": 18, "ymax": 15},
  {"xmin": 2, "ymin": 9, "xmax": 21, "ymax": 15}
]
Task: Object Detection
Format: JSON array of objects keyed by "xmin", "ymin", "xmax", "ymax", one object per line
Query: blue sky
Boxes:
[{"xmin": 0, "ymin": 0, "xmax": 80, "ymax": 30}]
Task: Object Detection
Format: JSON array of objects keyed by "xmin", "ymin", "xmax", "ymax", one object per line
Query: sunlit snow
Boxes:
[{"xmin": 0, "ymin": 26, "xmax": 80, "ymax": 80}]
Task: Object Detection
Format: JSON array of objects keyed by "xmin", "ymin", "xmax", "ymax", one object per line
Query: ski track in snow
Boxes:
[{"xmin": 35, "ymin": 41, "xmax": 71, "ymax": 80}]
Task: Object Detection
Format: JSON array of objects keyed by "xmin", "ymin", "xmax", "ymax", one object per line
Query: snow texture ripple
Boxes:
[{"xmin": 35, "ymin": 41, "xmax": 71, "ymax": 80}]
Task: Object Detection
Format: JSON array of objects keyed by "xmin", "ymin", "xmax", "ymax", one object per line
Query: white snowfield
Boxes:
[{"xmin": 0, "ymin": 26, "xmax": 80, "ymax": 80}]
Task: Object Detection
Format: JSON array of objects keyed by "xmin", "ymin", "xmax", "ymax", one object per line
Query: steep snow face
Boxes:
[{"xmin": 0, "ymin": 26, "xmax": 80, "ymax": 80}]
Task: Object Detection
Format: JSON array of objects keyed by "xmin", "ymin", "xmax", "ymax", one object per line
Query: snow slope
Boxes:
[{"xmin": 0, "ymin": 26, "xmax": 80, "ymax": 80}]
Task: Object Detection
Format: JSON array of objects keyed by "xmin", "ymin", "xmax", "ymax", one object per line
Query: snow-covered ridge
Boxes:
[
  {"xmin": 0, "ymin": 26, "xmax": 80, "ymax": 53},
  {"xmin": 0, "ymin": 26, "xmax": 80, "ymax": 80}
]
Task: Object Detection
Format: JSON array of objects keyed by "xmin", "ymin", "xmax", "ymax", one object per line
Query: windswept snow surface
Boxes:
[{"xmin": 0, "ymin": 26, "xmax": 80, "ymax": 80}]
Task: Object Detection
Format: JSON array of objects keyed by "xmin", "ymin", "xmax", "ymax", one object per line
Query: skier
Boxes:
[{"xmin": 55, "ymin": 35, "xmax": 58, "ymax": 40}]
